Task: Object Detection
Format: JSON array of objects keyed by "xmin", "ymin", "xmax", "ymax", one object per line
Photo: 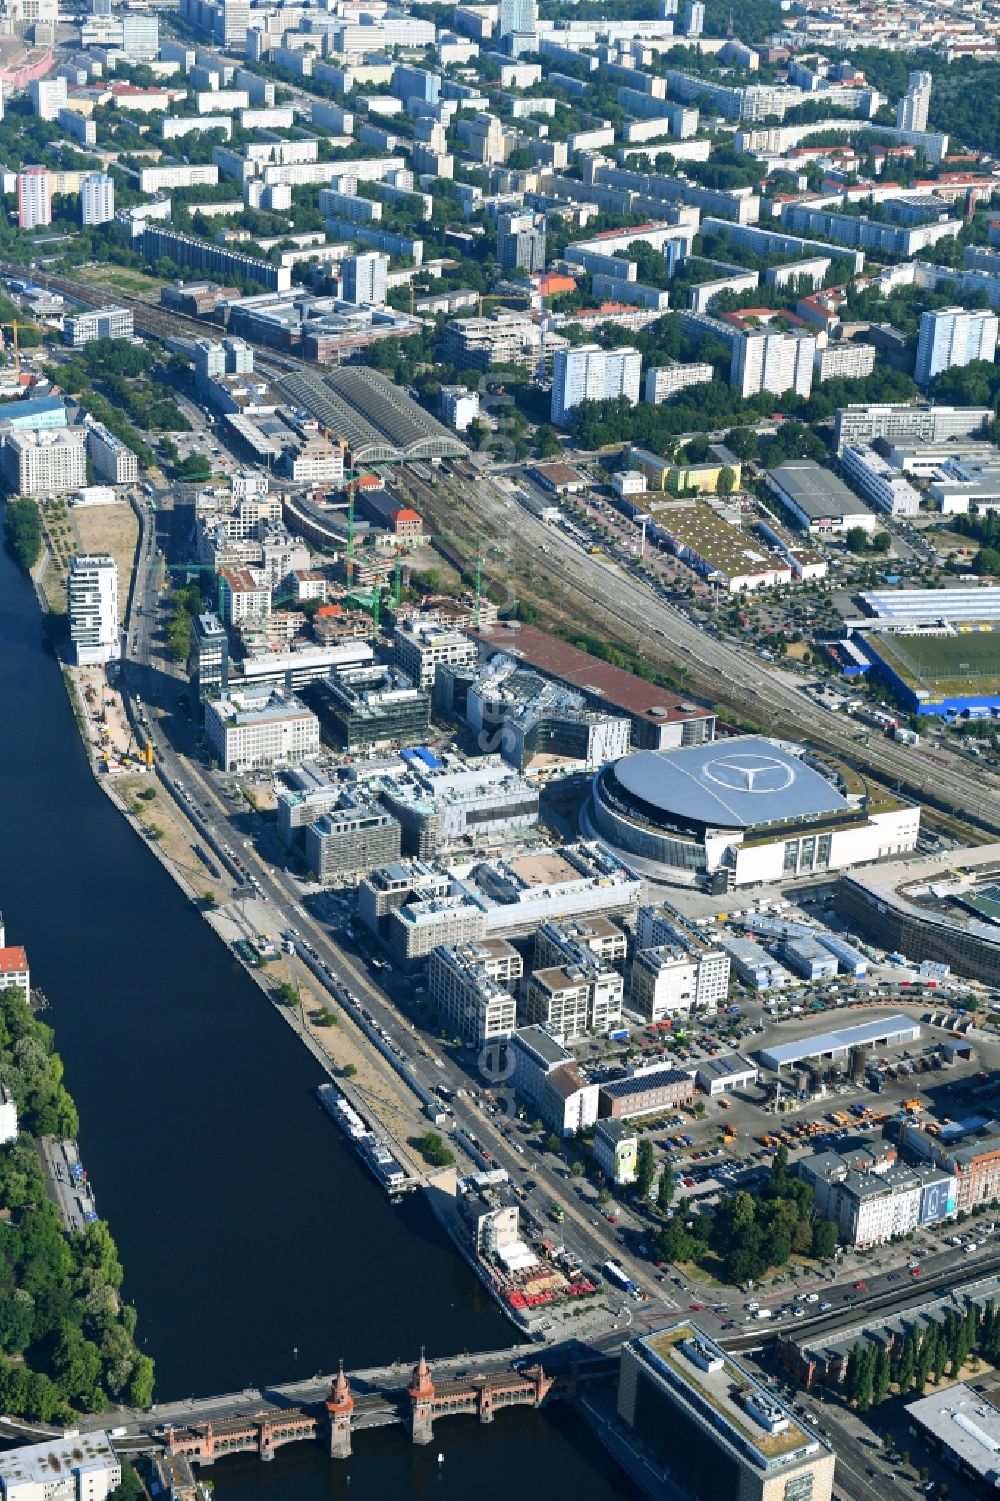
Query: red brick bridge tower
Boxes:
[
  {"xmin": 408, "ymin": 1348, "xmax": 436, "ymax": 1446},
  {"xmin": 326, "ymin": 1362, "xmax": 354, "ymax": 1459}
]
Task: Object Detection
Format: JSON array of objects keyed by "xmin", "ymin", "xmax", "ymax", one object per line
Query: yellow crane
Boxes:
[{"xmin": 0, "ymin": 322, "xmax": 27, "ymax": 376}]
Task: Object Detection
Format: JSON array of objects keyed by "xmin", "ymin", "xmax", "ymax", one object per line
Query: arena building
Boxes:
[{"xmin": 588, "ymin": 736, "xmax": 920, "ymax": 887}]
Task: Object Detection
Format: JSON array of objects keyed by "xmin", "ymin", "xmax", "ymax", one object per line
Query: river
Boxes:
[{"xmin": 0, "ymin": 533, "xmax": 638, "ymax": 1499}]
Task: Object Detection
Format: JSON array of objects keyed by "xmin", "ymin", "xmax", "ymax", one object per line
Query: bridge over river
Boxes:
[{"xmin": 118, "ymin": 1342, "xmax": 620, "ymax": 1464}]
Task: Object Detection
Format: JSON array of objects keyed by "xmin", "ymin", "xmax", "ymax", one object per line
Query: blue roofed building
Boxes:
[{"xmin": 0, "ymin": 395, "xmax": 67, "ymax": 432}]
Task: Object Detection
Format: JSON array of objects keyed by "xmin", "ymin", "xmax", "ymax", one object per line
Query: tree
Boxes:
[
  {"xmin": 545, "ymin": 1133, "xmax": 562, "ymax": 1154},
  {"xmin": 845, "ymin": 526, "xmax": 870, "ymax": 554},
  {"xmin": 3, "ymin": 499, "xmax": 42, "ymax": 572},
  {"xmin": 874, "ymin": 1344, "xmax": 892, "ymax": 1405},
  {"xmin": 656, "ymin": 1162, "xmax": 675, "ymax": 1215},
  {"xmin": 109, "ymin": 1459, "xmax": 145, "ymax": 1500},
  {"xmin": 636, "ymin": 1140, "xmax": 656, "ymax": 1200},
  {"xmin": 811, "ymin": 1219, "xmax": 838, "ymax": 1259},
  {"xmin": 341, "ymin": 1063, "xmax": 357, "ymax": 1078},
  {"xmin": 570, "ymin": 1161, "xmax": 584, "ymax": 1178},
  {"xmin": 417, "ymin": 1132, "xmax": 454, "ymax": 1167},
  {"xmin": 535, "ymin": 424, "xmax": 562, "ymax": 458},
  {"xmin": 717, "ymin": 465, "xmax": 737, "ymax": 496},
  {"xmin": 974, "ymin": 546, "xmax": 1000, "ymax": 577},
  {"xmin": 126, "ymin": 1353, "xmax": 155, "ymax": 1409}
]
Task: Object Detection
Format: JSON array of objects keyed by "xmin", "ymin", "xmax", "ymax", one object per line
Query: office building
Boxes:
[
  {"xmin": 308, "ymin": 665, "xmax": 429, "ymax": 753},
  {"xmin": 731, "ymin": 327, "xmax": 815, "ymax": 399},
  {"xmin": 394, "ymin": 622, "xmax": 477, "ymax": 690},
  {"xmin": 80, "ymin": 172, "xmax": 115, "ymax": 226},
  {"xmin": 4, "ymin": 430, "xmax": 86, "ymax": 497},
  {"xmin": 86, "ymin": 422, "xmax": 138, "ymax": 485},
  {"xmin": 795, "ymin": 1147, "xmax": 926, "ymax": 1248},
  {"xmin": 204, "ymin": 687, "xmax": 320, "ymax": 772},
  {"xmin": 617, "ymin": 1327, "xmax": 836, "ymax": 1501},
  {"xmin": 63, "ymin": 307, "xmax": 133, "ymax": 347},
  {"xmin": 534, "ymin": 916, "xmax": 628, "ymax": 972},
  {"xmin": 464, "ymin": 653, "xmax": 631, "ymax": 773},
  {"xmin": 834, "ymin": 402, "xmax": 992, "ymax": 453},
  {"xmin": 914, "ymin": 307, "xmax": 999, "ymax": 386},
  {"xmin": 428, "ymin": 939, "xmax": 522, "ymax": 1045},
  {"xmin": 630, "ymin": 943, "xmax": 729, "ymax": 1021},
  {"xmin": 341, "ymin": 252, "xmax": 388, "ymax": 307},
  {"xmin": 29, "ymin": 76, "xmax": 66, "ymax": 119},
  {"xmin": 68, "ymin": 553, "xmax": 119, "ymax": 666},
  {"xmin": 378, "ymin": 759, "xmax": 538, "ymax": 858},
  {"xmin": 0, "ymin": 1430, "xmax": 121, "ymax": 1501},
  {"xmin": 496, "ymin": 211, "xmax": 546, "ymax": 273},
  {"xmin": 305, "ymin": 801, "xmax": 401, "ymax": 884},
  {"xmin": 16, "ymin": 167, "xmax": 50, "ymax": 230},
  {"xmin": 524, "ymin": 956, "xmax": 624, "ymax": 1042},
  {"xmin": 551, "ymin": 344, "xmax": 642, "ymax": 426},
  {"xmin": 599, "ymin": 1065, "xmax": 695, "ymax": 1120},
  {"xmin": 841, "ymin": 443, "xmax": 922, "ymax": 517},
  {"xmin": 897, "ymin": 70, "xmax": 932, "ymax": 133},
  {"xmin": 592, "ymin": 1118, "xmax": 638, "ymax": 1185},
  {"xmin": 191, "ymin": 611, "xmax": 229, "ymax": 703}
]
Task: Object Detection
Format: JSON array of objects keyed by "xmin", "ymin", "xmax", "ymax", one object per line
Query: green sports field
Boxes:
[{"xmin": 869, "ymin": 628, "xmax": 1000, "ymax": 697}]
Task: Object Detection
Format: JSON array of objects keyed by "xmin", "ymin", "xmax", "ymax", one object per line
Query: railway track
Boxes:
[{"xmin": 403, "ymin": 465, "xmax": 1000, "ymax": 836}]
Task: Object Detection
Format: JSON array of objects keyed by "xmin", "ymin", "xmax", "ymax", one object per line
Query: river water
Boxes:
[{"xmin": 0, "ymin": 535, "xmax": 637, "ymax": 1499}]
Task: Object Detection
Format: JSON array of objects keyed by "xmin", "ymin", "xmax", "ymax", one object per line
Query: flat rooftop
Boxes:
[
  {"xmin": 758, "ymin": 1012, "xmax": 920, "ymax": 1070},
  {"xmin": 769, "ymin": 459, "xmax": 875, "ymax": 519},
  {"xmin": 508, "ymin": 851, "xmax": 579, "ymax": 887},
  {"xmin": 908, "ymin": 1382, "xmax": 1000, "ymax": 1480},
  {"xmin": 859, "ymin": 585, "xmax": 1000, "ymax": 623},
  {"xmin": 636, "ymin": 1324, "xmax": 827, "ymax": 1471}
]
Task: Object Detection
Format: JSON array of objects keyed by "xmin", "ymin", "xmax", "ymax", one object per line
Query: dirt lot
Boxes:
[
  {"xmin": 116, "ymin": 774, "xmax": 231, "ymax": 904},
  {"xmin": 73, "ymin": 503, "xmax": 138, "ymax": 621},
  {"xmin": 74, "ymin": 265, "xmax": 167, "ymax": 298}
]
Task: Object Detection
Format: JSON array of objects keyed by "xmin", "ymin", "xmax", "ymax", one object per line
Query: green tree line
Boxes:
[
  {"xmin": 0, "ymin": 985, "xmax": 153, "ymax": 1420},
  {"xmin": 3, "ymin": 499, "xmax": 42, "ymax": 571}
]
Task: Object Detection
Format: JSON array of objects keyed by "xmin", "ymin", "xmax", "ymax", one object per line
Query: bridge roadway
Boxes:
[{"xmin": 402, "ymin": 462, "xmax": 1000, "ymax": 835}]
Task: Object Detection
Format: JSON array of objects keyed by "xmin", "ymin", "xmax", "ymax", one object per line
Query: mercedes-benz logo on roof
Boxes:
[{"xmin": 701, "ymin": 753, "xmax": 796, "ymax": 794}]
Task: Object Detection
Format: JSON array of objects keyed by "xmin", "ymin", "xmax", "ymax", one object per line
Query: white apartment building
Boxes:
[
  {"xmin": 428, "ymin": 939, "xmax": 522, "ymax": 1045},
  {"xmin": 551, "ymin": 344, "xmax": 642, "ymax": 425},
  {"xmin": 834, "ymin": 402, "xmax": 993, "ymax": 453},
  {"xmin": 841, "ymin": 442, "xmax": 922, "ymax": 517},
  {"xmin": 525, "ymin": 959, "xmax": 624, "ymax": 1041},
  {"xmin": 16, "ymin": 167, "xmax": 50, "ymax": 230},
  {"xmin": 87, "ymin": 423, "xmax": 139, "ymax": 485},
  {"xmin": 731, "ymin": 327, "xmax": 816, "ymax": 399},
  {"xmin": 139, "ymin": 163, "xmax": 219, "ymax": 194},
  {"xmin": 797, "ymin": 1153, "xmax": 923, "ymax": 1250},
  {"xmin": 0, "ymin": 1430, "xmax": 120, "ymax": 1501},
  {"xmin": 394, "ymin": 622, "xmax": 477, "ymax": 689},
  {"xmin": 68, "ymin": 553, "xmax": 119, "ymax": 665},
  {"xmin": 644, "ymin": 361, "xmax": 714, "ymax": 404},
  {"xmin": 0, "ymin": 947, "xmax": 29, "ymax": 1004},
  {"xmin": 219, "ymin": 567, "xmax": 271, "ymax": 626},
  {"xmin": 80, "ymin": 172, "xmax": 115, "ymax": 226},
  {"xmin": 4, "ymin": 430, "xmax": 86, "ymax": 497},
  {"xmin": 630, "ymin": 944, "xmax": 730, "ymax": 1022},
  {"xmin": 29, "ymin": 75, "xmax": 66, "ymax": 120},
  {"xmin": 814, "ymin": 342, "xmax": 876, "ymax": 383},
  {"xmin": 440, "ymin": 386, "xmax": 480, "ymax": 432},
  {"xmin": 204, "ymin": 688, "xmax": 320, "ymax": 772},
  {"xmin": 341, "ymin": 251, "xmax": 388, "ymax": 306},
  {"xmin": 896, "ymin": 70, "xmax": 932, "ymax": 133},
  {"xmin": 63, "ymin": 307, "xmax": 133, "ymax": 347},
  {"xmin": 914, "ymin": 307, "xmax": 999, "ymax": 386}
]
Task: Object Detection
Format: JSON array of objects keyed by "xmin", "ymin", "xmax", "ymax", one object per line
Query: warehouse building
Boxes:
[
  {"xmin": 695, "ymin": 1055, "xmax": 758, "ymax": 1096},
  {"xmin": 757, "ymin": 1014, "xmax": 920, "ymax": 1072},
  {"xmin": 766, "ymin": 460, "xmax": 880, "ymax": 535},
  {"xmin": 617, "ymin": 1326, "xmax": 836, "ymax": 1501}
]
